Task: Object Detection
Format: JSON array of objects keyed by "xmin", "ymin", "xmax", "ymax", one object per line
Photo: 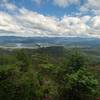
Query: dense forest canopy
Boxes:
[{"xmin": 0, "ymin": 46, "xmax": 99, "ymax": 100}]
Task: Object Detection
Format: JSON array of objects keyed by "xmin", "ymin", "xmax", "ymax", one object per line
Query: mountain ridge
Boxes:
[{"xmin": 0, "ymin": 36, "xmax": 100, "ymax": 47}]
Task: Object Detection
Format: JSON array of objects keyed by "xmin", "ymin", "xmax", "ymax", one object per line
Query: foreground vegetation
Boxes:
[{"xmin": 0, "ymin": 46, "xmax": 99, "ymax": 100}]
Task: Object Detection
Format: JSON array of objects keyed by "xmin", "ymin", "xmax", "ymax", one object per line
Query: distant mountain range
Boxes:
[{"xmin": 0, "ymin": 36, "xmax": 100, "ymax": 47}]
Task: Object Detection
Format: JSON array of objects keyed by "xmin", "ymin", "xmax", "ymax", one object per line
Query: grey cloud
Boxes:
[
  {"xmin": 80, "ymin": 0, "xmax": 100, "ymax": 15},
  {"xmin": 0, "ymin": 4, "xmax": 100, "ymax": 38},
  {"xmin": 53, "ymin": 0, "xmax": 80, "ymax": 8}
]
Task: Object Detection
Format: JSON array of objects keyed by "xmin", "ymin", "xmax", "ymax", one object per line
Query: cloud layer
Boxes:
[
  {"xmin": 53, "ymin": 0, "xmax": 80, "ymax": 8},
  {"xmin": 0, "ymin": 0, "xmax": 100, "ymax": 38},
  {"xmin": 53, "ymin": 0, "xmax": 100, "ymax": 15},
  {"xmin": 80, "ymin": 0, "xmax": 100, "ymax": 15}
]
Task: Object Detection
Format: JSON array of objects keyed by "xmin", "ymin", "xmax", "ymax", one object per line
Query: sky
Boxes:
[{"xmin": 0, "ymin": 0, "xmax": 100, "ymax": 37}]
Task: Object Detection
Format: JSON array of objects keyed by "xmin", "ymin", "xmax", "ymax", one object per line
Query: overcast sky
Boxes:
[{"xmin": 0, "ymin": 0, "xmax": 100, "ymax": 37}]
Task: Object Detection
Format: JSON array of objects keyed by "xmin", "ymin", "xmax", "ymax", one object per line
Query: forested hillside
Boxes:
[{"xmin": 0, "ymin": 46, "xmax": 100, "ymax": 100}]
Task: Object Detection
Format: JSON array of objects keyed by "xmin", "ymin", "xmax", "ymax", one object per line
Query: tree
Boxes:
[
  {"xmin": 0, "ymin": 66, "xmax": 41, "ymax": 100},
  {"xmin": 15, "ymin": 49, "xmax": 32, "ymax": 72},
  {"xmin": 63, "ymin": 68, "xmax": 98, "ymax": 100},
  {"xmin": 56, "ymin": 50, "xmax": 98, "ymax": 100},
  {"xmin": 67, "ymin": 50, "xmax": 88, "ymax": 72}
]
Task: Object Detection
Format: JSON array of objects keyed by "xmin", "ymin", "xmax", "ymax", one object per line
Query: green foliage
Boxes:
[
  {"xmin": 0, "ymin": 47, "xmax": 99, "ymax": 100},
  {"xmin": 0, "ymin": 66, "xmax": 41, "ymax": 100},
  {"xmin": 50, "ymin": 49, "xmax": 98, "ymax": 100},
  {"xmin": 63, "ymin": 68, "xmax": 98, "ymax": 100},
  {"xmin": 15, "ymin": 50, "xmax": 32, "ymax": 72},
  {"xmin": 67, "ymin": 50, "xmax": 88, "ymax": 71}
]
